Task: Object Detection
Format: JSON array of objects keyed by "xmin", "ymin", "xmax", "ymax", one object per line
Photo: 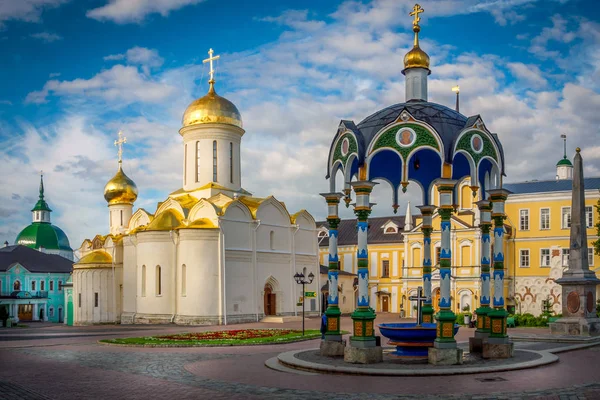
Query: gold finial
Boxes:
[
  {"xmin": 576, "ymin": 147, "xmax": 581, "ymax": 153},
  {"xmin": 114, "ymin": 130, "xmax": 127, "ymax": 165},
  {"xmin": 203, "ymin": 48, "xmax": 221, "ymax": 86},
  {"xmin": 409, "ymin": 4, "xmax": 424, "ymax": 46}
]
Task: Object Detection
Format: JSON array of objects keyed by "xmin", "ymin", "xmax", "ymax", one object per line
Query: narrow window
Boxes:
[
  {"xmin": 32, "ymin": 281, "xmax": 36, "ymax": 291},
  {"xmin": 94, "ymin": 292, "xmax": 99, "ymax": 307},
  {"xmin": 585, "ymin": 206, "xmax": 593, "ymax": 228},
  {"xmin": 141, "ymin": 265, "xmax": 146, "ymax": 297},
  {"xmin": 58, "ymin": 281, "xmax": 62, "ymax": 291},
  {"xmin": 184, "ymin": 143, "xmax": 187, "ymax": 183},
  {"xmin": 156, "ymin": 265, "xmax": 162, "ymax": 296},
  {"xmin": 41, "ymin": 281, "xmax": 45, "ymax": 291},
  {"xmin": 196, "ymin": 141, "xmax": 200, "ymax": 183},
  {"xmin": 13, "ymin": 280, "xmax": 20, "ymax": 291},
  {"xmin": 540, "ymin": 208, "xmax": 550, "ymax": 230},
  {"xmin": 562, "ymin": 207, "xmax": 571, "ymax": 229},
  {"xmin": 78, "ymin": 293, "xmax": 81, "ymax": 308},
  {"xmin": 120, "ymin": 210, "xmax": 123, "ymax": 226},
  {"xmin": 519, "ymin": 209, "xmax": 529, "ymax": 230},
  {"xmin": 381, "ymin": 260, "xmax": 390, "ymax": 278},
  {"xmin": 588, "ymin": 248, "xmax": 594, "ymax": 266},
  {"xmin": 269, "ymin": 230, "xmax": 275, "ymax": 250},
  {"xmin": 229, "ymin": 142, "xmax": 233, "ymax": 183},
  {"xmin": 562, "ymin": 248, "xmax": 570, "ymax": 267},
  {"xmin": 50, "ymin": 281, "xmax": 54, "ymax": 291},
  {"xmin": 540, "ymin": 249, "xmax": 550, "ymax": 267},
  {"xmin": 182, "ymin": 264, "xmax": 187, "ymax": 297},
  {"xmin": 520, "ymin": 250, "xmax": 530, "ymax": 267},
  {"xmin": 213, "ymin": 140, "xmax": 218, "ymax": 182},
  {"xmin": 49, "ymin": 307, "xmax": 54, "ymax": 317}
]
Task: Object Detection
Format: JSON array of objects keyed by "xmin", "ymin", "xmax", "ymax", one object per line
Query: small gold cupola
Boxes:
[
  {"xmin": 403, "ymin": 4, "xmax": 430, "ymax": 73},
  {"xmin": 104, "ymin": 131, "xmax": 138, "ymax": 205}
]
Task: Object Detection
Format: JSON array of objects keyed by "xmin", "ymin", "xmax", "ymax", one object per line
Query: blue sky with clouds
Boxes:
[{"xmin": 1, "ymin": 0, "xmax": 599, "ymax": 249}]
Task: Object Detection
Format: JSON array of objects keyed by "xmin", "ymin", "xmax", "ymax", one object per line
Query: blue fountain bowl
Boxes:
[{"xmin": 377, "ymin": 323, "xmax": 461, "ymax": 358}]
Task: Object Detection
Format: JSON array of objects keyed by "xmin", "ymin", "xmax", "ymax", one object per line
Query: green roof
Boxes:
[
  {"xmin": 15, "ymin": 222, "xmax": 72, "ymax": 251},
  {"xmin": 556, "ymin": 158, "xmax": 573, "ymax": 167}
]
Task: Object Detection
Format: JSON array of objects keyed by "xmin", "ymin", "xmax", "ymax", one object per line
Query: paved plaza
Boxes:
[{"xmin": 1, "ymin": 315, "xmax": 599, "ymax": 400}]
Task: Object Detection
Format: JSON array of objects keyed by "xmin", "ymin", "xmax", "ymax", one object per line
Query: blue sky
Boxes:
[{"xmin": 1, "ymin": 0, "xmax": 599, "ymax": 250}]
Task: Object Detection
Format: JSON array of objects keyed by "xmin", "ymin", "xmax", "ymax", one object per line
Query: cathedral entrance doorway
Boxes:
[{"xmin": 264, "ymin": 284, "xmax": 276, "ymax": 315}]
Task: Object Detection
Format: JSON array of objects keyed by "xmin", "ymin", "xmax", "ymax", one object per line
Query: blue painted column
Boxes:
[
  {"xmin": 475, "ymin": 200, "xmax": 493, "ymax": 337},
  {"xmin": 350, "ymin": 180, "xmax": 377, "ymax": 348},
  {"xmin": 487, "ymin": 189, "xmax": 512, "ymax": 342},
  {"xmin": 320, "ymin": 192, "xmax": 344, "ymax": 341},
  {"xmin": 417, "ymin": 205, "xmax": 436, "ymax": 323},
  {"xmin": 434, "ymin": 180, "xmax": 457, "ymax": 348}
]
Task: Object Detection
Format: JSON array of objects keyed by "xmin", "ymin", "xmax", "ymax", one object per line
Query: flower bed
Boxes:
[{"xmin": 101, "ymin": 328, "xmax": 323, "ymax": 347}]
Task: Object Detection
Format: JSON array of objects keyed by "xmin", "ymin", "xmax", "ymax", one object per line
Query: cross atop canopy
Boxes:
[
  {"xmin": 203, "ymin": 48, "xmax": 221, "ymax": 83},
  {"xmin": 114, "ymin": 130, "xmax": 127, "ymax": 164},
  {"xmin": 410, "ymin": 3, "xmax": 424, "ymax": 27}
]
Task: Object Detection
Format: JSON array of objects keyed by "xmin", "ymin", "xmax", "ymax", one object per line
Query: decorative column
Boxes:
[
  {"xmin": 487, "ymin": 189, "xmax": 511, "ymax": 343},
  {"xmin": 350, "ymin": 181, "xmax": 377, "ymax": 348},
  {"xmin": 475, "ymin": 200, "xmax": 492, "ymax": 336},
  {"xmin": 320, "ymin": 192, "xmax": 344, "ymax": 342},
  {"xmin": 417, "ymin": 205, "xmax": 436, "ymax": 323},
  {"xmin": 434, "ymin": 180, "xmax": 457, "ymax": 348}
]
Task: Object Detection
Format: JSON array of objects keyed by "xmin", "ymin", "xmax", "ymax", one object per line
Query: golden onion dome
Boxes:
[
  {"xmin": 404, "ymin": 45, "xmax": 430, "ymax": 70},
  {"xmin": 182, "ymin": 82, "xmax": 243, "ymax": 129},
  {"xmin": 104, "ymin": 164, "xmax": 138, "ymax": 205}
]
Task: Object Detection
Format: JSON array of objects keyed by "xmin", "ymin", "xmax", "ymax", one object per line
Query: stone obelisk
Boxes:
[{"xmin": 550, "ymin": 148, "xmax": 600, "ymax": 336}]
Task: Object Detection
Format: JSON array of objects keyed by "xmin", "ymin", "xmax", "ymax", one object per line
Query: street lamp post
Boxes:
[{"xmin": 294, "ymin": 271, "xmax": 315, "ymax": 335}]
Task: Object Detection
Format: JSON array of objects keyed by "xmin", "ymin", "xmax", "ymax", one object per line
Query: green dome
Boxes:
[
  {"xmin": 557, "ymin": 158, "xmax": 573, "ymax": 167},
  {"xmin": 15, "ymin": 222, "xmax": 72, "ymax": 251}
]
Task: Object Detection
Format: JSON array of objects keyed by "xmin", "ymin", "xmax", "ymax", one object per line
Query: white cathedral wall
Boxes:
[
  {"xmin": 176, "ymin": 229, "xmax": 221, "ymax": 323},
  {"xmin": 135, "ymin": 232, "xmax": 175, "ymax": 321},
  {"xmin": 120, "ymin": 240, "xmax": 137, "ymax": 323},
  {"xmin": 73, "ymin": 267, "xmax": 122, "ymax": 325},
  {"xmin": 225, "ymin": 250, "xmax": 256, "ymax": 321}
]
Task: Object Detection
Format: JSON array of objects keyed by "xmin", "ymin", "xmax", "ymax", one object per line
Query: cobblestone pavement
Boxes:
[{"xmin": 0, "ymin": 316, "xmax": 599, "ymax": 400}]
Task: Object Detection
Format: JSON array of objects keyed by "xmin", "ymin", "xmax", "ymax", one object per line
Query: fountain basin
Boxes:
[{"xmin": 378, "ymin": 323, "xmax": 460, "ymax": 359}]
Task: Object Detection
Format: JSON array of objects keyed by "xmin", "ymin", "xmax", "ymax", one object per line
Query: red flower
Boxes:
[{"xmin": 157, "ymin": 329, "xmax": 299, "ymax": 341}]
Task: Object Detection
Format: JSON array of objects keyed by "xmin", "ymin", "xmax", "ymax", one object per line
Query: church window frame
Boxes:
[
  {"xmin": 540, "ymin": 248, "xmax": 550, "ymax": 267},
  {"xmin": 49, "ymin": 307, "xmax": 54, "ymax": 317},
  {"xmin": 13, "ymin": 280, "xmax": 21, "ymax": 291},
  {"xmin": 585, "ymin": 206, "xmax": 593, "ymax": 228},
  {"xmin": 40, "ymin": 280, "xmax": 45, "ymax": 291},
  {"xmin": 58, "ymin": 281, "xmax": 62, "ymax": 291},
  {"xmin": 78, "ymin": 293, "xmax": 81, "ymax": 308},
  {"xmin": 519, "ymin": 209, "xmax": 529, "ymax": 231},
  {"xmin": 181, "ymin": 264, "xmax": 187, "ymax": 297},
  {"xmin": 229, "ymin": 142, "xmax": 233, "ymax": 183},
  {"xmin": 196, "ymin": 141, "xmax": 200, "ymax": 183},
  {"xmin": 156, "ymin": 265, "xmax": 162, "ymax": 296},
  {"xmin": 269, "ymin": 230, "xmax": 275, "ymax": 250},
  {"xmin": 519, "ymin": 249, "xmax": 530, "ymax": 268},
  {"xmin": 50, "ymin": 280, "xmax": 54, "ymax": 291},
  {"xmin": 381, "ymin": 259, "xmax": 390, "ymax": 278},
  {"xmin": 213, "ymin": 141, "xmax": 218, "ymax": 182},
  {"xmin": 31, "ymin": 280, "xmax": 36, "ymax": 291},
  {"xmin": 120, "ymin": 210, "xmax": 123, "ymax": 226},
  {"xmin": 141, "ymin": 265, "xmax": 146, "ymax": 297},
  {"xmin": 94, "ymin": 292, "xmax": 99, "ymax": 307},
  {"xmin": 561, "ymin": 207, "xmax": 571, "ymax": 229},
  {"xmin": 540, "ymin": 208, "xmax": 550, "ymax": 230}
]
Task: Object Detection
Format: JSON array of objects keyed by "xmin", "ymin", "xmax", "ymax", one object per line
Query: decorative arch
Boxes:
[
  {"xmin": 128, "ymin": 209, "xmax": 152, "ymax": 231},
  {"xmin": 329, "ymin": 160, "xmax": 345, "ymax": 192},
  {"xmin": 255, "ymin": 196, "xmax": 291, "ymax": 225},
  {"xmin": 329, "ymin": 131, "xmax": 359, "ymax": 176},
  {"xmin": 221, "ymin": 199, "xmax": 253, "ymax": 221},
  {"xmin": 367, "ymin": 121, "xmax": 443, "ymax": 158},
  {"xmin": 291, "ymin": 210, "xmax": 316, "ymax": 230},
  {"xmin": 188, "ymin": 199, "xmax": 220, "ymax": 225},
  {"xmin": 155, "ymin": 198, "xmax": 186, "ymax": 218}
]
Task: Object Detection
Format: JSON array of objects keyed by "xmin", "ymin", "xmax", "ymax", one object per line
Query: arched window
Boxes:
[
  {"xmin": 49, "ymin": 307, "xmax": 54, "ymax": 317},
  {"xmin": 196, "ymin": 141, "xmax": 200, "ymax": 183},
  {"xmin": 213, "ymin": 140, "xmax": 218, "ymax": 182},
  {"xmin": 141, "ymin": 265, "xmax": 146, "ymax": 297},
  {"xmin": 318, "ymin": 230, "xmax": 328, "ymax": 238},
  {"xmin": 181, "ymin": 264, "xmax": 187, "ymax": 297},
  {"xmin": 229, "ymin": 142, "xmax": 233, "ymax": 183},
  {"xmin": 120, "ymin": 210, "xmax": 123, "ymax": 226},
  {"xmin": 156, "ymin": 265, "xmax": 162, "ymax": 296},
  {"xmin": 270, "ymin": 230, "xmax": 275, "ymax": 250},
  {"xmin": 31, "ymin": 281, "xmax": 36, "ymax": 291},
  {"xmin": 13, "ymin": 280, "xmax": 20, "ymax": 291}
]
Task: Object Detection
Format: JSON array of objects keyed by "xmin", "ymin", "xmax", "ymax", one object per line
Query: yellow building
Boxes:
[{"xmin": 319, "ymin": 171, "xmax": 600, "ymax": 318}]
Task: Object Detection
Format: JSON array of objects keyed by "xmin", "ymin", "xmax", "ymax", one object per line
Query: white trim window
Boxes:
[
  {"xmin": 540, "ymin": 208, "xmax": 550, "ymax": 230},
  {"xmin": 562, "ymin": 248, "xmax": 570, "ymax": 267},
  {"xmin": 520, "ymin": 249, "xmax": 530, "ymax": 268},
  {"xmin": 561, "ymin": 207, "xmax": 571, "ymax": 229},
  {"xmin": 540, "ymin": 249, "xmax": 550, "ymax": 267},
  {"xmin": 588, "ymin": 248, "xmax": 595, "ymax": 266},
  {"xmin": 519, "ymin": 209, "xmax": 529, "ymax": 231},
  {"xmin": 585, "ymin": 206, "xmax": 593, "ymax": 228}
]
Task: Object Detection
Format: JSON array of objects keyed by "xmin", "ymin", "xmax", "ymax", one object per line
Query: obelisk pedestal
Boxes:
[{"xmin": 550, "ymin": 148, "xmax": 600, "ymax": 336}]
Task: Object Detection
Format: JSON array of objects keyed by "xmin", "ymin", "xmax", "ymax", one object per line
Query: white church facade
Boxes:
[{"xmin": 72, "ymin": 51, "xmax": 319, "ymax": 325}]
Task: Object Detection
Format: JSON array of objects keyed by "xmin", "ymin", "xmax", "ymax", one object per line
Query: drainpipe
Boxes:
[
  {"xmin": 170, "ymin": 230, "xmax": 178, "ymax": 324},
  {"xmin": 252, "ymin": 220, "xmax": 261, "ymax": 322}
]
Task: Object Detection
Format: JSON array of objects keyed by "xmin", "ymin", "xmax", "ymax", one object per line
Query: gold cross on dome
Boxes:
[
  {"xmin": 114, "ymin": 130, "xmax": 127, "ymax": 164},
  {"xmin": 203, "ymin": 48, "xmax": 221, "ymax": 83},
  {"xmin": 410, "ymin": 4, "xmax": 424, "ymax": 27}
]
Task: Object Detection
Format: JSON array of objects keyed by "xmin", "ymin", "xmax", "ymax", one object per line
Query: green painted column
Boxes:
[
  {"xmin": 434, "ymin": 180, "xmax": 457, "ymax": 348},
  {"xmin": 417, "ymin": 205, "xmax": 436, "ymax": 324},
  {"xmin": 350, "ymin": 181, "xmax": 377, "ymax": 348},
  {"xmin": 475, "ymin": 200, "xmax": 493, "ymax": 337},
  {"xmin": 320, "ymin": 192, "xmax": 344, "ymax": 341}
]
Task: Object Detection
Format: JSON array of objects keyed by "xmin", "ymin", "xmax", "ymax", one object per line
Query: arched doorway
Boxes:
[{"xmin": 264, "ymin": 284, "xmax": 276, "ymax": 316}]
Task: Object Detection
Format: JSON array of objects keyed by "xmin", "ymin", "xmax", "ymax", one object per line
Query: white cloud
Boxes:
[
  {"xmin": 0, "ymin": 0, "xmax": 69, "ymax": 29},
  {"xmin": 0, "ymin": 100, "xmax": 12, "ymax": 105},
  {"xmin": 29, "ymin": 31, "xmax": 62, "ymax": 42},
  {"xmin": 529, "ymin": 14, "xmax": 577, "ymax": 59},
  {"xmin": 25, "ymin": 64, "xmax": 176, "ymax": 104},
  {"xmin": 104, "ymin": 46, "xmax": 164, "ymax": 74},
  {"xmin": 87, "ymin": 0, "xmax": 205, "ymax": 24},
  {"xmin": 507, "ymin": 62, "xmax": 547, "ymax": 88}
]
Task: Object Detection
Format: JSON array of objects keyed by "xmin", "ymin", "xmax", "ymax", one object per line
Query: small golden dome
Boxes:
[
  {"xmin": 104, "ymin": 165, "xmax": 138, "ymax": 205},
  {"xmin": 182, "ymin": 82, "xmax": 243, "ymax": 129},
  {"xmin": 404, "ymin": 45, "xmax": 430, "ymax": 70}
]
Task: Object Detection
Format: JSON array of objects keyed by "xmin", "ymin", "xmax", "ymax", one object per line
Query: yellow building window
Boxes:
[
  {"xmin": 520, "ymin": 249, "xmax": 530, "ymax": 268},
  {"xmin": 381, "ymin": 260, "xmax": 390, "ymax": 278},
  {"xmin": 561, "ymin": 207, "xmax": 571, "ymax": 229},
  {"xmin": 540, "ymin": 208, "xmax": 550, "ymax": 230},
  {"xmin": 540, "ymin": 249, "xmax": 550, "ymax": 267},
  {"xmin": 519, "ymin": 209, "xmax": 529, "ymax": 231}
]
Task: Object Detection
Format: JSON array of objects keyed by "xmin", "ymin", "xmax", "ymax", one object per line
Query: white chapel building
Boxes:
[{"xmin": 72, "ymin": 54, "xmax": 319, "ymax": 325}]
